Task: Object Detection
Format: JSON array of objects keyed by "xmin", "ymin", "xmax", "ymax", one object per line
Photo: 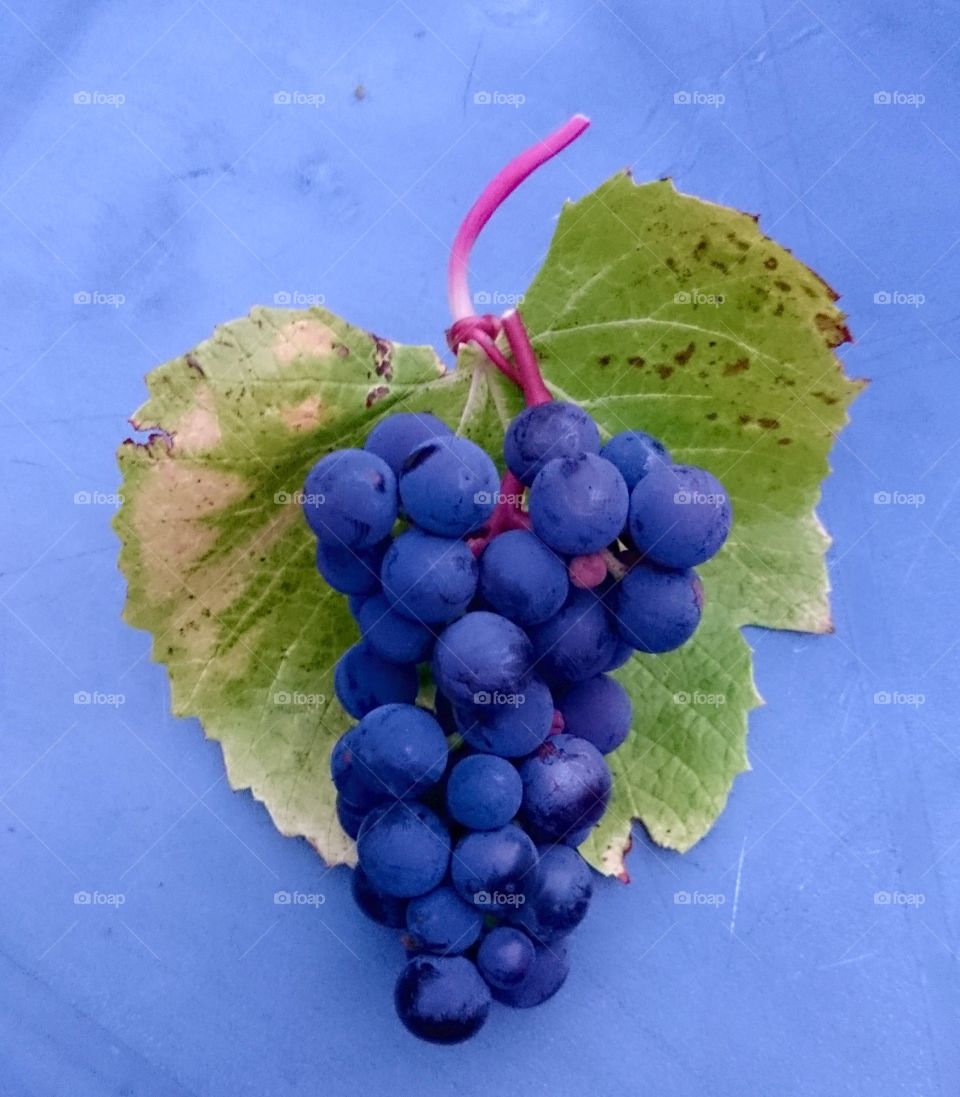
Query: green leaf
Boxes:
[
  {"xmin": 519, "ymin": 175, "xmax": 862, "ymax": 873},
  {"xmin": 115, "ymin": 175, "xmax": 862, "ymax": 878}
]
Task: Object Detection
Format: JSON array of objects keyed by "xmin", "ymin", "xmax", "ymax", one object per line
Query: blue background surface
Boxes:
[{"xmin": 1, "ymin": 2, "xmax": 958, "ymax": 1093}]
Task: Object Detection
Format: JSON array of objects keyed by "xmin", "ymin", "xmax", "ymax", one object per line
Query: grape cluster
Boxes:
[{"xmin": 303, "ymin": 403, "xmax": 731, "ymax": 1043}]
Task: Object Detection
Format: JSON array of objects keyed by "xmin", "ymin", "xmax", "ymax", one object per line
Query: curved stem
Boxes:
[{"xmin": 447, "ymin": 114, "xmax": 590, "ymax": 321}]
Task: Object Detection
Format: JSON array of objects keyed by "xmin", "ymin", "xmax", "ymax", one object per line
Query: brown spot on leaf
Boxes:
[
  {"xmin": 774, "ymin": 302, "xmax": 785, "ymax": 316},
  {"xmin": 185, "ymin": 353, "xmax": 206, "ymax": 377},
  {"xmin": 628, "ymin": 356, "xmax": 646, "ymax": 368},
  {"xmin": 172, "ymin": 387, "xmax": 221, "ymax": 453},
  {"xmin": 764, "ymin": 257, "xmax": 778, "ymax": 270},
  {"xmin": 738, "ymin": 414, "xmax": 752, "ymax": 425},
  {"xmin": 598, "ymin": 354, "xmax": 611, "ymax": 366},
  {"xmin": 705, "ymin": 411, "xmax": 718, "ymax": 421},
  {"xmin": 334, "ymin": 343, "xmax": 350, "ymax": 358},
  {"xmin": 366, "ymin": 385, "xmax": 390, "ymax": 407},
  {"xmin": 724, "ymin": 358, "xmax": 750, "ymax": 376},
  {"xmin": 131, "ymin": 460, "xmax": 247, "ymax": 604},
  {"xmin": 778, "ymin": 437, "xmax": 792, "ymax": 445},
  {"xmin": 813, "ymin": 390, "xmax": 839, "ymax": 405},
  {"xmin": 693, "ymin": 237, "xmax": 708, "ymax": 258},
  {"xmin": 758, "ymin": 417, "xmax": 780, "ymax": 430},
  {"xmin": 280, "ymin": 395, "xmax": 324, "ymax": 432},
  {"xmin": 656, "ymin": 364, "xmax": 674, "ymax": 379},
  {"xmin": 674, "ymin": 342, "xmax": 695, "ymax": 365},
  {"xmin": 372, "ymin": 334, "xmax": 393, "ymax": 379},
  {"xmin": 814, "ymin": 312, "xmax": 853, "ymax": 348},
  {"xmin": 775, "ymin": 279, "xmax": 791, "ymax": 292},
  {"xmin": 274, "ymin": 318, "xmax": 339, "ymax": 362}
]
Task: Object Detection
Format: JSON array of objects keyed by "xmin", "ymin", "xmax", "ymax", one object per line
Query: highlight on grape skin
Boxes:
[{"xmin": 298, "ymin": 113, "xmax": 734, "ymax": 1044}]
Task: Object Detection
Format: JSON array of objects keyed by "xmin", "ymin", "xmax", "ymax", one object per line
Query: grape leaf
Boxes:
[{"xmin": 115, "ymin": 174, "xmax": 862, "ymax": 877}]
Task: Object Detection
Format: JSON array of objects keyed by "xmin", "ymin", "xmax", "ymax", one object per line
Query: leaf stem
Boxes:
[{"xmin": 447, "ymin": 114, "xmax": 590, "ymax": 322}]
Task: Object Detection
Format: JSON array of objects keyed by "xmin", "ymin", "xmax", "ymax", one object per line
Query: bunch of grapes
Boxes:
[{"xmin": 303, "ymin": 400, "xmax": 731, "ymax": 1043}]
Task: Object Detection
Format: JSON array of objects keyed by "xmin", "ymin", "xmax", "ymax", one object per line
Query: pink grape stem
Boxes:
[
  {"xmin": 468, "ymin": 470, "xmax": 531, "ymax": 556},
  {"xmin": 448, "ymin": 114, "xmax": 591, "ymax": 553},
  {"xmin": 446, "ymin": 115, "xmax": 589, "ymax": 404},
  {"xmin": 502, "ymin": 309, "xmax": 552, "ymax": 406},
  {"xmin": 447, "ymin": 114, "xmax": 590, "ymax": 322}
]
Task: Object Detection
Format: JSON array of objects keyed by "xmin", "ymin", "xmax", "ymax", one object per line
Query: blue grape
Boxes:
[
  {"xmin": 357, "ymin": 592, "xmax": 435, "ymax": 664},
  {"xmin": 351, "ymin": 865, "xmax": 408, "ymax": 928},
  {"xmin": 520, "ymin": 735, "xmax": 612, "ymax": 845},
  {"xmin": 350, "ymin": 704, "xmax": 448, "ymax": 800},
  {"xmin": 446, "ymin": 754, "xmax": 523, "ymax": 829},
  {"xmin": 303, "ymin": 449, "xmax": 397, "ymax": 549},
  {"xmin": 357, "ymin": 801, "xmax": 450, "ymax": 898},
  {"xmin": 608, "ymin": 562, "xmax": 703, "ymax": 652},
  {"xmin": 330, "ymin": 729, "xmax": 383, "ymax": 810},
  {"xmin": 601, "ymin": 430, "xmax": 670, "ymax": 490},
  {"xmin": 315, "ymin": 538, "xmax": 388, "ymax": 596},
  {"xmin": 513, "ymin": 845, "xmax": 593, "ymax": 943},
  {"xmin": 336, "ymin": 793, "xmax": 366, "ymax": 839},
  {"xmin": 454, "ymin": 675, "xmax": 554, "ymax": 758},
  {"xmin": 476, "ymin": 926, "xmax": 535, "ymax": 989},
  {"xmin": 477, "ymin": 530, "xmax": 569, "ymax": 627},
  {"xmin": 529, "ymin": 589, "xmax": 618, "ymax": 687},
  {"xmin": 490, "ymin": 941, "xmax": 569, "ymax": 1008},
  {"xmin": 451, "ymin": 824, "xmax": 539, "ymax": 910},
  {"xmin": 504, "ymin": 401, "xmax": 600, "ymax": 485},
  {"xmin": 364, "ymin": 412, "xmax": 452, "ymax": 475},
  {"xmin": 433, "ymin": 611, "xmax": 533, "ymax": 706},
  {"xmin": 556, "ymin": 674, "xmax": 631, "ymax": 754},
  {"xmin": 529, "ymin": 453, "xmax": 629, "ymax": 555},
  {"xmin": 399, "ymin": 436, "xmax": 498, "ymax": 537},
  {"xmin": 347, "ymin": 591, "xmax": 372, "ymax": 622},
  {"xmin": 394, "ymin": 955, "xmax": 490, "ymax": 1044},
  {"xmin": 381, "ymin": 529, "xmax": 478, "ymax": 625},
  {"xmin": 603, "ymin": 639, "xmax": 633, "ymax": 672},
  {"xmin": 627, "ymin": 462, "xmax": 732, "ymax": 568},
  {"xmin": 405, "ymin": 886, "xmax": 484, "ymax": 955},
  {"xmin": 334, "ymin": 642, "xmax": 418, "ymax": 718}
]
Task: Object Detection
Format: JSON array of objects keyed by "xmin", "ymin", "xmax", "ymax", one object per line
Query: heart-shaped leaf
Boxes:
[{"xmin": 115, "ymin": 175, "xmax": 862, "ymax": 876}]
